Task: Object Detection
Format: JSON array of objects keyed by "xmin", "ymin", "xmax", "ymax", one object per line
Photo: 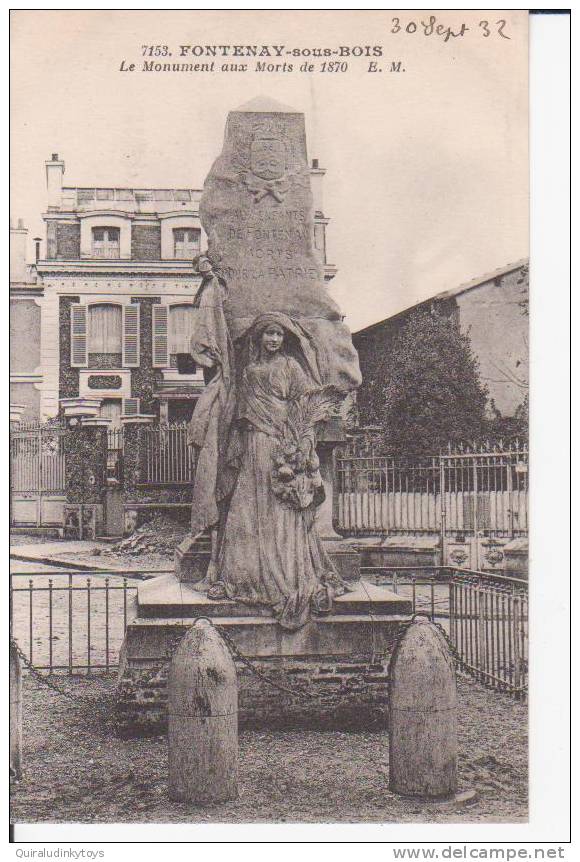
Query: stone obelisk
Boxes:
[{"xmin": 200, "ymin": 96, "xmax": 361, "ymax": 393}]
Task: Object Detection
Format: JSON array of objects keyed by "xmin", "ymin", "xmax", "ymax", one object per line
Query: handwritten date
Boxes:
[{"xmin": 390, "ymin": 16, "xmax": 511, "ymax": 43}]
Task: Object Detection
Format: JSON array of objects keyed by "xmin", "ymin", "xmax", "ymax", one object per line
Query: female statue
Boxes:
[{"xmin": 206, "ymin": 312, "xmax": 348, "ymax": 631}]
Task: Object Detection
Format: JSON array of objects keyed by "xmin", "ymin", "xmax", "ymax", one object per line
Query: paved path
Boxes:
[
  {"xmin": 10, "ymin": 559, "xmax": 66, "ymax": 575},
  {"xmin": 10, "ymin": 540, "xmax": 129, "ymax": 572}
]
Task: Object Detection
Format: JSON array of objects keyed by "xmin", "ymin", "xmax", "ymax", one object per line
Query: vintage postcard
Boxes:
[{"xmin": 9, "ymin": 7, "xmax": 541, "ymax": 842}]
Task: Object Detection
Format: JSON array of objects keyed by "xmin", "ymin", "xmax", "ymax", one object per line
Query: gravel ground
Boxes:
[
  {"xmin": 10, "ymin": 528, "xmax": 177, "ymax": 573},
  {"xmin": 11, "ymin": 675, "xmax": 527, "ymax": 825}
]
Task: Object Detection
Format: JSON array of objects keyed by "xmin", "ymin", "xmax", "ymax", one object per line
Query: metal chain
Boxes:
[
  {"xmin": 430, "ymin": 619, "xmax": 480, "ymax": 680},
  {"xmin": 10, "ymin": 634, "xmax": 110, "ymax": 705},
  {"xmin": 195, "ymin": 616, "xmax": 412, "ymax": 703}
]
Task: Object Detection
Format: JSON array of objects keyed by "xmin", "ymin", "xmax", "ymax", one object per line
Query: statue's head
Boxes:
[
  {"xmin": 250, "ymin": 137, "xmax": 286, "ymax": 181},
  {"xmin": 248, "ymin": 312, "xmax": 322, "ymax": 385}
]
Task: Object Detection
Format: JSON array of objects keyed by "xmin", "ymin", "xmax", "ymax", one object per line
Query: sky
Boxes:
[{"xmin": 10, "ymin": 10, "xmax": 528, "ymax": 332}]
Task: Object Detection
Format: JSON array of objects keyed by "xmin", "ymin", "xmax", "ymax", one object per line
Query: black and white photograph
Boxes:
[{"xmin": 7, "ymin": 7, "xmax": 569, "ymax": 848}]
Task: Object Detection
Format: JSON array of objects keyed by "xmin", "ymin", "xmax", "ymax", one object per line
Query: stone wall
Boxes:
[
  {"xmin": 9, "ymin": 383, "xmax": 40, "ymax": 423},
  {"xmin": 10, "ymin": 299, "xmax": 41, "ymax": 371},
  {"xmin": 46, "ymin": 222, "xmax": 57, "ymax": 259},
  {"xmin": 455, "ymin": 266, "xmax": 528, "ymax": 416},
  {"xmin": 88, "ymin": 353, "xmax": 123, "ymax": 369},
  {"xmin": 116, "ymin": 651, "xmax": 391, "ymax": 736}
]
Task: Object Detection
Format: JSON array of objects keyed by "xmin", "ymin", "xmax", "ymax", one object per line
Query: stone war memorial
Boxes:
[{"xmin": 116, "ymin": 98, "xmax": 412, "ymax": 733}]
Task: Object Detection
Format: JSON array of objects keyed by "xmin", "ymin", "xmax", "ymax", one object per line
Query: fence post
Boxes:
[
  {"xmin": 513, "ymin": 590, "xmax": 521, "ymax": 693},
  {"xmin": 472, "ymin": 457, "xmax": 480, "ymax": 569},
  {"xmin": 439, "ymin": 457, "xmax": 446, "ymax": 565},
  {"xmin": 507, "ymin": 453, "xmax": 515, "ymax": 538},
  {"xmin": 36, "ymin": 426, "xmax": 42, "ymax": 527},
  {"xmin": 10, "ymin": 641, "xmax": 23, "ymax": 779}
]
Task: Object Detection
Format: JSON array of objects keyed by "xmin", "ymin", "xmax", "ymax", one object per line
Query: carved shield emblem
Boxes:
[{"xmin": 250, "ymin": 137, "xmax": 286, "ymax": 180}]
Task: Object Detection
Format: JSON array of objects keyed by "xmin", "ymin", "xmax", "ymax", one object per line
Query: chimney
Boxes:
[
  {"xmin": 45, "ymin": 152, "xmax": 65, "ymax": 209},
  {"xmin": 310, "ymin": 158, "xmax": 325, "ymax": 216},
  {"xmin": 10, "ymin": 219, "xmax": 28, "ymax": 283}
]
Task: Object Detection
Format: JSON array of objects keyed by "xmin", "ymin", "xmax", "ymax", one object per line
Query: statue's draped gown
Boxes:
[{"xmin": 217, "ymin": 352, "xmax": 339, "ymax": 630}]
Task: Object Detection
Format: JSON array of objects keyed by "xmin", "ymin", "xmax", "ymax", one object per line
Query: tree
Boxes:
[
  {"xmin": 486, "ymin": 393, "xmax": 528, "ymax": 440},
  {"xmin": 370, "ymin": 309, "xmax": 489, "ymax": 456}
]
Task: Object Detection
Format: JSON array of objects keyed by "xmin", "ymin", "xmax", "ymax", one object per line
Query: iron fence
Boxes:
[
  {"xmin": 365, "ymin": 565, "xmax": 528, "ymax": 698},
  {"xmin": 336, "ymin": 440, "xmax": 528, "ymax": 537},
  {"xmin": 11, "ymin": 565, "xmax": 527, "ymax": 697},
  {"xmin": 137, "ymin": 423, "xmax": 195, "ymax": 485},
  {"xmin": 9, "ymin": 570, "xmax": 143, "ymax": 674}
]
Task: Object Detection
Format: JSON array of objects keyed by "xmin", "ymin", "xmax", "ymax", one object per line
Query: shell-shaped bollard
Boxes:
[
  {"xmin": 168, "ymin": 620, "xmax": 238, "ymax": 803},
  {"xmin": 389, "ymin": 616, "xmax": 457, "ymax": 798},
  {"xmin": 10, "ymin": 641, "xmax": 22, "ymax": 779}
]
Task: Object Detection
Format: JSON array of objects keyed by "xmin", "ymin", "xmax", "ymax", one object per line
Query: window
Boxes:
[
  {"xmin": 92, "ymin": 227, "xmax": 120, "ymax": 259},
  {"xmin": 88, "ymin": 304, "xmax": 122, "ymax": 354},
  {"xmin": 152, "ymin": 303, "xmax": 196, "ymax": 367},
  {"xmin": 173, "ymin": 228, "xmax": 200, "ymax": 260},
  {"xmin": 169, "ymin": 304, "xmax": 195, "ymax": 354}
]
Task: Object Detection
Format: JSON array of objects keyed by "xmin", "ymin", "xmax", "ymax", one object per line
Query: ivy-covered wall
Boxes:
[
  {"xmin": 64, "ymin": 426, "xmax": 108, "ymax": 504},
  {"xmin": 59, "ymin": 296, "xmax": 80, "ymax": 401},
  {"xmin": 131, "ymin": 225, "xmax": 161, "ymax": 260},
  {"xmin": 130, "ymin": 297, "xmax": 163, "ymax": 416},
  {"xmin": 56, "ymin": 223, "xmax": 81, "ymax": 259},
  {"xmin": 88, "ymin": 353, "xmax": 123, "ymax": 369}
]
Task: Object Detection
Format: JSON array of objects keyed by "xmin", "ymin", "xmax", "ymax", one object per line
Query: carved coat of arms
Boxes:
[{"xmin": 234, "ymin": 134, "xmax": 308, "ymax": 203}]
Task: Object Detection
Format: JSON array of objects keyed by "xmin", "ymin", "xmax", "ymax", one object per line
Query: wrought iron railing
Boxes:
[
  {"xmin": 11, "ymin": 565, "xmax": 527, "ymax": 698},
  {"xmin": 364, "ymin": 565, "xmax": 528, "ymax": 698},
  {"xmin": 9, "ymin": 570, "xmax": 146, "ymax": 674},
  {"xmin": 138, "ymin": 423, "xmax": 195, "ymax": 485}
]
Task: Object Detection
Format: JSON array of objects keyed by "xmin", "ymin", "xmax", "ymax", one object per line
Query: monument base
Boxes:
[
  {"xmin": 174, "ymin": 533, "xmax": 211, "ymax": 583},
  {"xmin": 175, "ymin": 533, "xmax": 360, "ymax": 585},
  {"xmin": 115, "ymin": 574, "xmax": 412, "ymax": 735},
  {"xmin": 324, "ymin": 538, "xmax": 361, "ymax": 583}
]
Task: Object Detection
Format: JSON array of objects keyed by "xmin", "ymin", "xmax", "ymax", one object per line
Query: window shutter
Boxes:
[
  {"xmin": 122, "ymin": 304, "xmax": 140, "ymax": 367},
  {"xmin": 122, "ymin": 397, "xmax": 140, "ymax": 416},
  {"xmin": 70, "ymin": 304, "xmax": 88, "ymax": 367},
  {"xmin": 152, "ymin": 305, "xmax": 169, "ymax": 368}
]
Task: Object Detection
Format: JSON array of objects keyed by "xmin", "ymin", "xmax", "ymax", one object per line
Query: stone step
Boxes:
[{"xmin": 137, "ymin": 573, "xmax": 412, "ymax": 619}]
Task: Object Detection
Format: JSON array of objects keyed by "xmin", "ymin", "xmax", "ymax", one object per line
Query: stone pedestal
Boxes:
[
  {"xmin": 174, "ymin": 532, "xmax": 212, "ymax": 583},
  {"xmin": 502, "ymin": 537, "xmax": 528, "ymax": 579},
  {"xmin": 116, "ymin": 573, "xmax": 412, "ymax": 735}
]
